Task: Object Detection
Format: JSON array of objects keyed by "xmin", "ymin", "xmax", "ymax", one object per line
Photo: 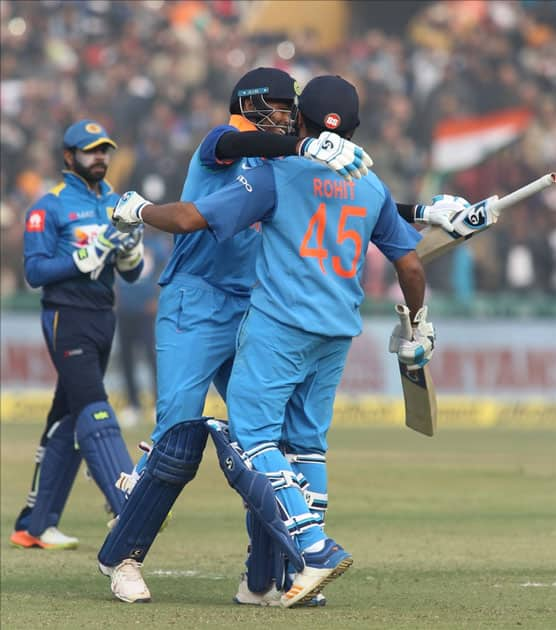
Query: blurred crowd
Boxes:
[{"xmin": 1, "ymin": 0, "xmax": 555, "ymax": 309}]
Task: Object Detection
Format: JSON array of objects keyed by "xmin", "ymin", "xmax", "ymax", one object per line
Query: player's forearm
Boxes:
[
  {"xmin": 396, "ymin": 203, "xmax": 417, "ymax": 223},
  {"xmin": 216, "ymin": 131, "xmax": 300, "ymax": 160},
  {"xmin": 25, "ymin": 254, "xmax": 82, "ymax": 287},
  {"xmin": 141, "ymin": 201, "xmax": 208, "ymax": 234},
  {"xmin": 393, "ymin": 251, "xmax": 426, "ymax": 319}
]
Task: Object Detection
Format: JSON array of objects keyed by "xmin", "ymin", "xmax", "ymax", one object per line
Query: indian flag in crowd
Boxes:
[{"xmin": 432, "ymin": 107, "xmax": 532, "ymax": 172}]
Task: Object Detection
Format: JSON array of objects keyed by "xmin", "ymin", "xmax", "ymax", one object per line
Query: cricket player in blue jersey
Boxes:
[
  {"xmin": 111, "ymin": 75, "xmax": 439, "ymax": 607},
  {"xmin": 97, "ymin": 67, "xmax": 375, "ymax": 604},
  {"xmin": 10, "ymin": 120, "xmax": 144, "ymax": 550}
]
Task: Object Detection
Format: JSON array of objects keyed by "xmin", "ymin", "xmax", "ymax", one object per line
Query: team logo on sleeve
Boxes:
[
  {"xmin": 324, "ymin": 113, "xmax": 341, "ymax": 130},
  {"xmin": 26, "ymin": 210, "xmax": 46, "ymax": 232}
]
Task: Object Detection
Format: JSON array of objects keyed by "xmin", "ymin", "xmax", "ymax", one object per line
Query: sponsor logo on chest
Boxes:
[
  {"xmin": 73, "ymin": 223, "xmax": 106, "ymax": 247},
  {"xmin": 68, "ymin": 210, "xmax": 96, "ymax": 220}
]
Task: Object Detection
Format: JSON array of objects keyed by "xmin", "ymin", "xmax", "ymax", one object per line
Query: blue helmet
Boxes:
[{"xmin": 229, "ymin": 67, "xmax": 300, "ymax": 134}]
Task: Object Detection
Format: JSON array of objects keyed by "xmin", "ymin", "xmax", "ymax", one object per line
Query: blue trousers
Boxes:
[
  {"xmin": 227, "ymin": 307, "xmax": 351, "ymax": 549},
  {"xmin": 152, "ymin": 274, "xmax": 249, "ymax": 444},
  {"xmin": 15, "ymin": 306, "xmax": 129, "ymax": 533},
  {"xmin": 228, "ymin": 307, "xmax": 351, "ymax": 454}
]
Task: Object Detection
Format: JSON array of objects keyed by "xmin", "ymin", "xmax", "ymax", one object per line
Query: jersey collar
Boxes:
[
  {"xmin": 228, "ymin": 115, "xmax": 258, "ymax": 132},
  {"xmin": 62, "ymin": 170, "xmax": 112, "ymax": 197}
]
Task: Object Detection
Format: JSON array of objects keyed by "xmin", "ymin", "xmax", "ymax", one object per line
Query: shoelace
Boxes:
[{"xmin": 115, "ymin": 561, "xmax": 144, "ymax": 584}]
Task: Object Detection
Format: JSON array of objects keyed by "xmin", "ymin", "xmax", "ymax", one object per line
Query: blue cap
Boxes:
[
  {"xmin": 299, "ymin": 75, "xmax": 360, "ymax": 135},
  {"xmin": 63, "ymin": 119, "xmax": 117, "ymax": 151}
]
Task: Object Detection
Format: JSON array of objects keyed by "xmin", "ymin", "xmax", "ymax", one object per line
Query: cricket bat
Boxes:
[
  {"xmin": 417, "ymin": 172, "xmax": 555, "ymax": 264},
  {"xmin": 395, "ymin": 304, "xmax": 437, "ymax": 437}
]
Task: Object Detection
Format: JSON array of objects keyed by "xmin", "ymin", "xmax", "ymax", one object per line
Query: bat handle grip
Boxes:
[
  {"xmin": 395, "ymin": 304, "xmax": 413, "ymax": 342},
  {"xmin": 492, "ymin": 171, "xmax": 556, "ymax": 215}
]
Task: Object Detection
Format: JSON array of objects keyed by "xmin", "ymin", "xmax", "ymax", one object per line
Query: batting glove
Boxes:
[
  {"xmin": 114, "ymin": 441, "xmax": 151, "ymax": 498},
  {"xmin": 116, "ymin": 225, "xmax": 144, "ymax": 272},
  {"xmin": 414, "ymin": 195, "xmax": 470, "ymax": 233},
  {"xmin": 298, "ymin": 131, "xmax": 373, "ymax": 181},
  {"xmin": 389, "ymin": 305, "xmax": 435, "ymax": 370},
  {"xmin": 112, "ymin": 191, "xmax": 152, "ymax": 232},
  {"xmin": 72, "ymin": 225, "xmax": 132, "ymax": 278}
]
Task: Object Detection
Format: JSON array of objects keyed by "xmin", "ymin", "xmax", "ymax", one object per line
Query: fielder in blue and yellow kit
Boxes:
[
  {"xmin": 11, "ymin": 120, "xmax": 144, "ymax": 550},
  {"xmin": 112, "ymin": 75, "xmax": 437, "ymax": 607}
]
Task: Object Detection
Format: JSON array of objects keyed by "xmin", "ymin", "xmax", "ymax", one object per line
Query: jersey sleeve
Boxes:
[
  {"xmin": 117, "ymin": 260, "xmax": 144, "ymax": 284},
  {"xmin": 24, "ymin": 195, "xmax": 79, "ymax": 287},
  {"xmin": 199, "ymin": 125, "xmax": 239, "ymax": 168},
  {"xmin": 371, "ymin": 183, "xmax": 422, "ymax": 261},
  {"xmin": 194, "ymin": 162, "xmax": 276, "ymax": 242}
]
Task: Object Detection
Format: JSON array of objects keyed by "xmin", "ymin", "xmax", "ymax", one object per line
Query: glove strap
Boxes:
[
  {"xmin": 136, "ymin": 202, "xmax": 150, "ymax": 221},
  {"xmin": 297, "ymin": 137, "xmax": 313, "ymax": 156},
  {"xmin": 414, "ymin": 204, "xmax": 426, "ymax": 221}
]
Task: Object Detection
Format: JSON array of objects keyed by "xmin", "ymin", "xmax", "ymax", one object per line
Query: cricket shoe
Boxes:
[
  {"xmin": 99, "ymin": 559, "xmax": 151, "ymax": 603},
  {"xmin": 280, "ymin": 538, "xmax": 352, "ymax": 608},
  {"xmin": 10, "ymin": 527, "xmax": 79, "ymax": 550},
  {"xmin": 233, "ymin": 573, "xmax": 281, "ymax": 607},
  {"xmin": 234, "ymin": 573, "xmax": 327, "ymax": 607}
]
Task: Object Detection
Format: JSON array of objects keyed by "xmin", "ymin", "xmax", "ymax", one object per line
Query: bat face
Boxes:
[{"xmin": 398, "ymin": 362, "xmax": 437, "ymax": 436}]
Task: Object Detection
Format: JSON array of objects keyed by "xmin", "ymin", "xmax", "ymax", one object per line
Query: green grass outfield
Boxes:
[{"xmin": 2, "ymin": 422, "xmax": 555, "ymax": 629}]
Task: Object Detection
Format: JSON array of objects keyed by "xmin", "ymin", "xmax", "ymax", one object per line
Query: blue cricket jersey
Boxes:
[
  {"xmin": 195, "ymin": 157, "xmax": 421, "ymax": 337},
  {"xmin": 23, "ymin": 171, "xmax": 131, "ymax": 310},
  {"xmin": 158, "ymin": 116, "xmax": 262, "ymax": 296}
]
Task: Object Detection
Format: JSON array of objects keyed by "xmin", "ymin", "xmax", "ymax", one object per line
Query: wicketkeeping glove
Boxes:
[
  {"xmin": 414, "ymin": 195, "xmax": 471, "ymax": 232},
  {"xmin": 298, "ymin": 131, "xmax": 373, "ymax": 181},
  {"xmin": 112, "ymin": 190, "xmax": 152, "ymax": 232},
  {"xmin": 389, "ymin": 305, "xmax": 435, "ymax": 370},
  {"xmin": 72, "ymin": 225, "xmax": 132, "ymax": 279},
  {"xmin": 116, "ymin": 225, "xmax": 144, "ymax": 272}
]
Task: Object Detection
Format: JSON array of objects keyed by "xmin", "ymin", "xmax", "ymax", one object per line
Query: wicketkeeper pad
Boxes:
[
  {"xmin": 27, "ymin": 415, "xmax": 82, "ymax": 537},
  {"xmin": 75, "ymin": 401, "xmax": 133, "ymax": 515}
]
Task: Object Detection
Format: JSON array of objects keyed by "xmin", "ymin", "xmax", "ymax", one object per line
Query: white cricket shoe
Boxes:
[
  {"xmin": 233, "ymin": 573, "xmax": 281, "ymax": 607},
  {"xmin": 281, "ymin": 538, "xmax": 352, "ymax": 608},
  {"xmin": 233, "ymin": 573, "xmax": 327, "ymax": 607},
  {"xmin": 10, "ymin": 526, "xmax": 79, "ymax": 550},
  {"xmin": 40, "ymin": 527, "xmax": 79, "ymax": 548},
  {"xmin": 99, "ymin": 559, "xmax": 151, "ymax": 603}
]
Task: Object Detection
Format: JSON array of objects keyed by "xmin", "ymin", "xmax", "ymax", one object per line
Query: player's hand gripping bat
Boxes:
[
  {"xmin": 400, "ymin": 172, "xmax": 554, "ymax": 436},
  {"xmin": 394, "ymin": 304, "xmax": 438, "ymax": 437},
  {"xmin": 417, "ymin": 172, "xmax": 555, "ymax": 263}
]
